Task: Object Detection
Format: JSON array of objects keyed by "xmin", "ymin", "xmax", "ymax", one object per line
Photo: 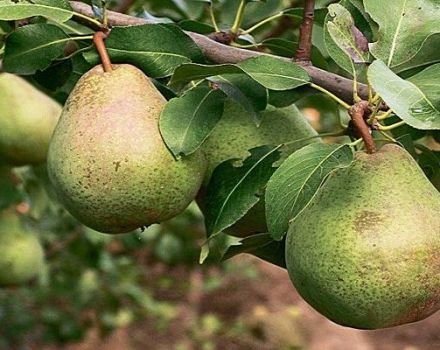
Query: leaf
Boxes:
[
  {"xmin": 83, "ymin": 24, "xmax": 204, "ymax": 78},
  {"xmin": 0, "ymin": 0, "xmax": 73, "ymax": 23},
  {"xmin": 3, "ymin": 23, "xmax": 69, "ymax": 75},
  {"xmin": 415, "ymin": 144, "xmax": 440, "ymax": 183},
  {"xmin": 57, "ymin": 55, "xmax": 93, "ymax": 97},
  {"xmin": 140, "ymin": 10, "xmax": 174, "ymax": 24},
  {"xmin": 0, "ymin": 169, "xmax": 23, "ymax": 211},
  {"xmin": 368, "ymin": 60, "xmax": 440, "ymax": 130},
  {"xmin": 262, "ymin": 38, "xmax": 328, "ymax": 70},
  {"xmin": 324, "ymin": 2, "xmax": 369, "ymax": 76},
  {"xmin": 170, "ymin": 57, "xmax": 310, "ymax": 92},
  {"xmin": 207, "ymin": 74, "xmax": 268, "ymax": 125},
  {"xmin": 178, "ymin": 19, "xmax": 214, "ymax": 34},
  {"xmin": 204, "ymin": 146, "xmax": 281, "ymax": 237},
  {"xmin": 51, "ymin": 19, "xmax": 94, "ymax": 35},
  {"xmin": 222, "ymin": 233, "xmax": 286, "ymax": 269},
  {"xmin": 326, "ymin": 4, "xmax": 369, "ymax": 64},
  {"xmin": 170, "ymin": 63, "xmax": 242, "ymax": 86},
  {"xmin": 340, "ymin": 0, "xmax": 376, "ymax": 41},
  {"xmin": 237, "ymin": 56, "xmax": 310, "ymax": 90},
  {"xmin": 266, "ymin": 143, "xmax": 354, "ymax": 240},
  {"xmin": 365, "ymin": 0, "xmax": 440, "ymax": 69},
  {"xmin": 394, "ymin": 34, "xmax": 440, "ymax": 73},
  {"xmin": 159, "ymin": 86, "xmax": 226, "ymax": 157}
]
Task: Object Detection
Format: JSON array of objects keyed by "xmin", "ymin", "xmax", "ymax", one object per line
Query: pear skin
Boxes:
[
  {"xmin": 0, "ymin": 210, "xmax": 44, "ymax": 286},
  {"xmin": 0, "ymin": 73, "xmax": 61, "ymax": 165},
  {"xmin": 285, "ymin": 144, "xmax": 440, "ymax": 329},
  {"xmin": 202, "ymin": 100, "xmax": 320, "ymax": 183},
  {"xmin": 48, "ymin": 64, "xmax": 206, "ymax": 233}
]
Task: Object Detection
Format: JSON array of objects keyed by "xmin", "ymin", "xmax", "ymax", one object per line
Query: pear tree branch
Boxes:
[
  {"xmin": 349, "ymin": 101, "xmax": 376, "ymax": 154},
  {"xmin": 294, "ymin": 0, "xmax": 315, "ymax": 63},
  {"xmin": 69, "ymin": 1, "xmax": 368, "ymax": 104}
]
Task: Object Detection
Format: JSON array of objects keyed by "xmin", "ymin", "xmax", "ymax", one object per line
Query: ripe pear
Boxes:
[
  {"xmin": 285, "ymin": 144, "xmax": 440, "ymax": 329},
  {"xmin": 0, "ymin": 210, "xmax": 44, "ymax": 286},
  {"xmin": 0, "ymin": 73, "xmax": 61, "ymax": 165},
  {"xmin": 199, "ymin": 100, "xmax": 319, "ymax": 237},
  {"xmin": 48, "ymin": 64, "xmax": 206, "ymax": 234}
]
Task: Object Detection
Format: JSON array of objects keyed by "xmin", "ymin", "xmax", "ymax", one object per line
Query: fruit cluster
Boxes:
[{"xmin": 1, "ymin": 64, "xmax": 439, "ymax": 331}]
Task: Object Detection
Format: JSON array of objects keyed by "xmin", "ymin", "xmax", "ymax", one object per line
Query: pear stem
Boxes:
[
  {"xmin": 349, "ymin": 101, "xmax": 376, "ymax": 154},
  {"xmin": 93, "ymin": 31, "xmax": 113, "ymax": 72}
]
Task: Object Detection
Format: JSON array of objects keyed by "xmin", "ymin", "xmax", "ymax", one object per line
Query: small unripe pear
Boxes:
[
  {"xmin": 0, "ymin": 210, "xmax": 44, "ymax": 286},
  {"xmin": 0, "ymin": 73, "xmax": 61, "ymax": 165}
]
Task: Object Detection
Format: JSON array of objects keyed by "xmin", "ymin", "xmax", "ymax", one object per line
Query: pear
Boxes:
[
  {"xmin": 199, "ymin": 100, "xmax": 319, "ymax": 237},
  {"xmin": 47, "ymin": 64, "xmax": 206, "ymax": 234},
  {"xmin": 0, "ymin": 210, "xmax": 44, "ymax": 286},
  {"xmin": 202, "ymin": 100, "xmax": 319, "ymax": 183},
  {"xmin": 0, "ymin": 73, "xmax": 61, "ymax": 165},
  {"xmin": 285, "ymin": 144, "xmax": 440, "ymax": 329}
]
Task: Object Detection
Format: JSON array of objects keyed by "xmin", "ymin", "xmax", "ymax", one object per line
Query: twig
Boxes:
[
  {"xmin": 349, "ymin": 101, "xmax": 376, "ymax": 154},
  {"xmin": 378, "ymin": 120, "xmax": 405, "ymax": 131},
  {"xmin": 294, "ymin": 0, "xmax": 315, "ymax": 63},
  {"xmin": 230, "ymin": 0, "xmax": 246, "ymax": 35},
  {"xmin": 69, "ymin": 1, "xmax": 369, "ymax": 103},
  {"xmin": 93, "ymin": 31, "xmax": 113, "ymax": 72}
]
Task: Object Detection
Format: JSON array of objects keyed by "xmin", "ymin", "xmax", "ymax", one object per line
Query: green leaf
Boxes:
[
  {"xmin": 222, "ymin": 233, "xmax": 286, "ymax": 269},
  {"xmin": 262, "ymin": 38, "xmax": 328, "ymax": 70},
  {"xmin": 51, "ymin": 19, "xmax": 94, "ymax": 35},
  {"xmin": 204, "ymin": 146, "xmax": 281, "ymax": 237},
  {"xmin": 0, "ymin": 169, "xmax": 23, "ymax": 211},
  {"xmin": 3, "ymin": 23, "xmax": 69, "ymax": 75},
  {"xmin": 368, "ymin": 60, "xmax": 440, "ymax": 130},
  {"xmin": 415, "ymin": 144, "xmax": 440, "ymax": 185},
  {"xmin": 237, "ymin": 56, "xmax": 310, "ymax": 90},
  {"xmin": 159, "ymin": 86, "xmax": 226, "ymax": 157},
  {"xmin": 326, "ymin": 4, "xmax": 369, "ymax": 71},
  {"xmin": 0, "ymin": 0, "xmax": 73, "ymax": 23},
  {"xmin": 170, "ymin": 57, "xmax": 310, "ymax": 92},
  {"xmin": 57, "ymin": 55, "xmax": 93, "ymax": 97},
  {"xmin": 207, "ymin": 74, "xmax": 268, "ymax": 125},
  {"xmin": 179, "ymin": 19, "xmax": 214, "ymax": 34},
  {"xmin": 340, "ymin": 0, "xmax": 376, "ymax": 41},
  {"xmin": 365, "ymin": 0, "xmax": 440, "ymax": 70},
  {"xmin": 170, "ymin": 63, "xmax": 242, "ymax": 86},
  {"xmin": 266, "ymin": 143, "xmax": 354, "ymax": 240},
  {"xmin": 83, "ymin": 24, "xmax": 204, "ymax": 78}
]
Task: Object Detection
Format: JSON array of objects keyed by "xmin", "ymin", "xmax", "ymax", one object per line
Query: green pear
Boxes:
[
  {"xmin": 199, "ymin": 100, "xmax": 319, "ymax": 237},
  {"xmin": 48, "ymin": 64, "xmax": 206, "ymax": 234},
  {"xmin": 202, "ymin": 100, "xmax": 319, "ymax": 183},
  {"xmin": 0, "ymin": 210, "xmax": 44, "ymax": 286},
  {"xmin": 285, "ymin": 144, "xmax": 440, "ymax": 329},
  {"xmin": 0, "ymin": 73, "xmax": 61, "ymax": 165}
]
